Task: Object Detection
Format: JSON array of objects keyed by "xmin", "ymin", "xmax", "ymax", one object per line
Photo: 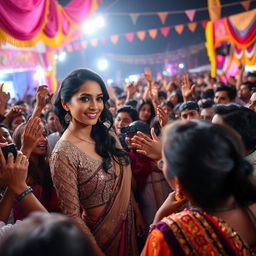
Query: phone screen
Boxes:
[{"xmin": 1, "ymin": 144, "xmax": 17, "ymax": 160}]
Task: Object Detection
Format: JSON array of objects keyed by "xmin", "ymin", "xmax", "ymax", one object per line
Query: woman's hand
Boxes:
[
  {"xmin": 35, "ymin": 85, "xmax": 53, "ymax": 109},
  {"xmin": 21, "ymin": 117, "xmax": 44, "ymax": 158},
  {"xmin": 131, "ymin": 128, "xmax": 162, "ymax": 160},
  {"xmin": 135, "ymin": 208, "xmax": 147, "ymax": 237},
  {"xmin": 152, "ymin": 192, "xmax": 187, "ymax": 224},
  {"xmin": 0, "ymin": 150, "xmax": 29, "ymax": 196},
  {"xmin": 157, "ymin": 106, "xmax": 168, "ymax": 128}
]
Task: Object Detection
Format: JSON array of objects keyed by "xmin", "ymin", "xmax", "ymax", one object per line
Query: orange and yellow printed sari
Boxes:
[{"xmin": 144, "ymin": 209, "xmax": 256, "ymax": 256}]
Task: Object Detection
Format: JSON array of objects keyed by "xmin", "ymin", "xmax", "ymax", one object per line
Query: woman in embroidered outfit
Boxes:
[
  {"xmin": 50, "ymin": 69, "xmax": 138, "ymax": 256},
  {"xmin": 143, "ymin": 120, "xmax": 256, "ymax": 256}
]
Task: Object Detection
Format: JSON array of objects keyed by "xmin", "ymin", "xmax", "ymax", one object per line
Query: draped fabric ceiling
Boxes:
[
  {"xmin": 0, "ymin": 0, "xmax": 99, "ymax": 47},
  {"xmin": 206, "ymin": 9, "xmax": 256, "ymax": 77}
]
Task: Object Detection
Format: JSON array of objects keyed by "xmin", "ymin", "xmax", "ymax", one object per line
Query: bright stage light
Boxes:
[
  {"xmin": 58, "ymin": 52, "xmax": 66, "ymax": 62},
  {"xmin": 107, "ymin": 79, "xmax": 113, "ymax": 85},
  {"xmin": 95, "ymin": 16, "xmax": 105, "ymax": 28},
  {"xmin": 83, "ymin": 20, "xmax": 96, "ymax": 34},
  {"xmin": 97, "ymin": 59, "xmax": 108, "ymax": 71},
  {"xmin": 179, "ymin": 63, "xmax": 184, "ymax": 69}
]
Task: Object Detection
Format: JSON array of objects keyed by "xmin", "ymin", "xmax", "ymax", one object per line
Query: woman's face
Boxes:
[
  {"xmin": 0, "ymin": 127, "xmax": 13, "ymax": 144},
  {"xmin": 162, "ymin": 105, "xmax": 173, "ymax": 116},
  {"xmin": 169, "ymin": 92, "xmax": 178, "ymax": 106},
  {"xmin": 64, "ymin": 80, "xmax": 104, "ymax": 127},
  {"xmin": 32, "ymin": 128, "xmax": 48, "ymax": 156},
  {"xmin": 11, "ymin": 115, "xmax": 26, "ymax": 132},
  {"xmin": 46, "ymin": 112, "xmax": 58, "ymax": 132},
  {"xmin": 139, "ymin": 104, "xmax": 151, "ymax": 122}
]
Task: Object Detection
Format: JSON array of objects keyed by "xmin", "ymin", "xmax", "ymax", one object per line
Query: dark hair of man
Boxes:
[
  {"xmin": 116, "ymin": 94, "xmax": 127, "ymax": 100},
  {"xmin": 0, "ymin": 213, "xmax": 95, "ymax": 256},
  {"xmin": 137, "ymin": 99, "xmax": 156, "ymax": 124},
  {"xmin": 115, "ymin": 105, "xmax": 138, "ymax": 122},
  {"xmin": 214, "ymin": 84, "xmax": 236, "ymax": 101},
  {"xmin": 200, "ymin": 89, "xmax": 214, "ymax": 100},
  {"xmin": 242, "ymin": 81, "xmax": 256, "ymax": 90},
  {"xmin": 124, "ymin": 99, "xmax": 138, "ymax": 108},
  {"xmin": 223, "ymin": 107, "xmax": 256, "ymax": 152},
  {"xmin": 162, "ymin": 120, "xmax": 256, "ymax": 210},
  {"xmin": 200, "ymin": 100, "xmax": 214, "ymax": 109},
  {"xmin": 54, "ymin": 69, "xmax": 129, "ymax": 171},
  {"xmin": 213, "ymin": 103, "xmax": 242, "ymax": 116},
  {"xmin": 158, "ymin": 91, "xmax": 167, "ymax": 99},
  {"xmin": 160, "ymin": 101, "xmax": 174, "ymax": 109}
]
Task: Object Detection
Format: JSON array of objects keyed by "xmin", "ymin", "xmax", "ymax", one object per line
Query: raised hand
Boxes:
[
  {"xmin": 131, "ymin": 128, "xmax": 162, "ymax": 160},
  {"xmin": 181, "ymin": 74, "xmax": 196, "ymax": 102},
  {"xmin": 125, "ymin": 82, "xmax": 137, "ymax": 100},
  {"xmin": 157, "ymin": 105, "xmax": 168, "ymax": 128},
  {"xmin": 0, "ymin": 83, "xmax": 10, "ymax": 115},
  {"xmin": 4, "ymin": 105, "xmax": 25, "ymax": 121},
  {"xmin": 35, "ymin": 85, "xmax": 53, "ymax": 109},
  {"xmin": 21, "ymin": 117, "xmax": 44, "ymax": 158},
  {"xmin": 0, "ymin": 150, "xmax": 29, "ymax": 196}
]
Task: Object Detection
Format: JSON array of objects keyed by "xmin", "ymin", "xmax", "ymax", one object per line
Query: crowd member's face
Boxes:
[
  {"xmin": 0, "ymin": 127, "xmax": 13, "ymax": 144},
  {"xmin": 139, "ymin": 104, "xmax": 151, "ymax": 122},
  {"xmin": 116, "ymin": 98, "xmax": 126, "ymax": 108},
  {"xmin": 248, "ymin": 92, "xmax": 256, "ymax": 112},
  {"xmin": 32, "ymin": 128, "xmax": 48, "ymax": 156},
  {"xmin": 162, "ymin": 105, "xmax": 173, "ymax": 116},
  {"xmin": 247, "ymin": 76, "xmax": 256, "ymax": 83},
  {"xmin": 114, "ymin": 112, "xmax": 133, "ymax": 135},
  {"xmin": 46, "ymin": 112, "xmax": 59, "ymax": 132},
  {"xmin": 125, "ymin": 133, "xmax": 135, "ymax": 149},
  {"xmin": 169, "ymin": 92, "xmax": 178, "ymax": 106},
  {"xmin": 239, "ymin": 85, "xmax": 251, "ymax": 102},
  {"xmin": 200, "ymin": 107, "xmax": 214, "ymax": 121},
  {"xmin": 214, "ymin": 91, "xmax": 230, "ymax": 104},
  {"xmin": 180, "ymin": 109, "xmax": 200, "ymax": 120},
  {"xmin": 63, "ymin": 80, "xmax": 104, "ymax": 127},
  {"xmin": 11, "ymin": 115, "xmax": 26, "ymax": 132},
  {"xmin": 43, "ymin": 103, "xmax": 53, "ymax": 114}
]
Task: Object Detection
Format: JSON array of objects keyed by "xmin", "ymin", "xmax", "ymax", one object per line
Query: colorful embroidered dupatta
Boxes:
[{"xmin": 144, "ymin": 209, "xmax": 255, "ymax": 256}]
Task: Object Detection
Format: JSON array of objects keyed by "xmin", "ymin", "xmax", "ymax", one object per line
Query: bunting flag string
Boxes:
[
  {"xmin": 102, "ymin": 0, "xmax": 255, "ymax": 25},
  {"xmin": 60, "ymin": 19, "xmax": 208, "ymax": 53}
]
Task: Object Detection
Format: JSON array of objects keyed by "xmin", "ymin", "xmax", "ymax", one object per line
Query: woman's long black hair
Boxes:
[
  {"xmin": 54, "ymin": 69, "xmax": 129, "ymax": 171},
  {"xmin": 162, "ymin": 120, "xmax": 256, "ymax": 210}
]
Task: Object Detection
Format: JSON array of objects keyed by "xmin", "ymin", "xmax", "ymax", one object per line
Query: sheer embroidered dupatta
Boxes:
[{"xmin": 91, "ymin": 160, "xmax": 137, "ymax": 256}]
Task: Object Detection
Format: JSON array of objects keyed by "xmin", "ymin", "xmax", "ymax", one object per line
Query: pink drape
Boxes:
[
  {"xmin": 0, "ymin": 0, "xmax": 99, "ymax": 46},
  {"xmin": 0, "ymin": 0, "xmax": 47, "ymax": 40}
]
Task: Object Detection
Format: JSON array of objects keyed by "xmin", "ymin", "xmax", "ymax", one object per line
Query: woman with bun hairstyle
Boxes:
[
  {"xmin": 51, "ymin": 69, "xmax": 138, "ymax": 256},
  {"xmin": 143, "ymin": 120, "xmax": 256, "ymax": 255}
]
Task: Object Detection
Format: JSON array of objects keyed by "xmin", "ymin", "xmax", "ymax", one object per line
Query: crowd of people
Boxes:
[{"xmin": 0, "ymin": 66, "xmax": 255, "ymax": 255}]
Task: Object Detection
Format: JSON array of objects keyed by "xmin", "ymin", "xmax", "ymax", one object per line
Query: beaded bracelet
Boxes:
[{"xmin": 16, "ymin": 187, "xmax": 33, "ymax": 202}]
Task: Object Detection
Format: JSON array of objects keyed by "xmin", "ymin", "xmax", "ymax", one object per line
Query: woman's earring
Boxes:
[
  {"xmin": 64, "ymin": 112, "xmax": 71, "ymax": 124},
  {"xmin": 174, "ymin": 193, "xmax": 183, "ymax": 201}
]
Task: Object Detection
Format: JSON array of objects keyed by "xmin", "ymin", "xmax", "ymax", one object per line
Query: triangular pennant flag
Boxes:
[
  {"xmin": 187, "ymin": 22, "xmax": 197, "ymax": 32},
  {"xmin": 158, "ymin": 12, "xmax": 168, "ymax": 24},
  {"xmin": 160, "ymin": 27, "xmax": 170, "ymax": 37},
  {"xmin": 74, "ymin": 43, "xmax": 80, "ymax": 51},
  {"xmin": 110, "ymin": 35, "xmax": 119, "ymax": 44},
  {"xmin": 240, "ymin": 0, "xmax": 251, "ymax": 11},
  {"xmin": 201, "ymin": 20, "xmax": 208, "ymax": 29},
  {"xmin": 81, "ymin": 40, "xmax": 87, "ymax": 48},
  {"xmin": 66, "ymin": 45, "xmax": 73, "ymax": 52},
  {"xmin": 175, "ymin": 24, "xmax": 184, "ymax": 35},
  {"xmin": 101, "ymin": 37, "xmax": 106, "ymax": 44},
  {"xmin": 129, "ymin": 13, "xmax": 140, "ymax": 25},
  {"xmin": 125, "ymin": 32, "xmax": 134, "ymax": 42},
  {"xmin": 137, "ymin": 30, "xmax": 146, "ymax": 41},
  {"xmin": 90, "ymin": 39, "xmax": 98, "ymax": 47},
  {"xmin": 185, "ymin": 9, "xmax": 196, "ymax": 22},
  {"xmin": 148, "ymin": 29, "xmax": 158, "ymax": 39}
]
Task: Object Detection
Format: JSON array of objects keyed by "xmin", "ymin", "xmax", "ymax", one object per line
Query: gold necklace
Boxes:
[{"xmin": 67, "ymin": 127, "xmax": 96, "ymax": 145}]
